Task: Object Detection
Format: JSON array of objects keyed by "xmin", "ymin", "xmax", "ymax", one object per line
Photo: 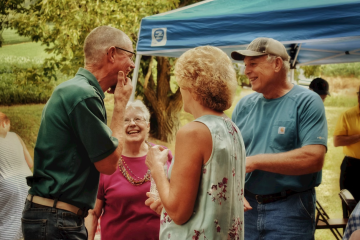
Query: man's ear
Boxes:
[
  {"xmin": 107, "ymin": 47, "xmax": 116, "ymax": 63},
  {"xmin": 274, "ymin": 57, "xmax": 283, "ymax": 73}
]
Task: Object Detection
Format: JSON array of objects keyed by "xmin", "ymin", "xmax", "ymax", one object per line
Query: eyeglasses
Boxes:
[
  {"xmin": 108, "ymin": 46, "xmax": 136, "ymax": 61},
  {"xmin": 124, "ymin": 117, "xmax": 146, "ymax": 125},
  {"xmin": 115, "ymin": 46, "xmax": 135, "ymax": 55}
]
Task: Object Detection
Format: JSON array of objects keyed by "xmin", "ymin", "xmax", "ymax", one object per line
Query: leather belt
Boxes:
[
  {"xmin": 245, "ymin": 189, "xmax": 298, "ymax": 204},
  {"xmin": 26, "ymin": 194, "xmax": 87, "ymax": 217}
]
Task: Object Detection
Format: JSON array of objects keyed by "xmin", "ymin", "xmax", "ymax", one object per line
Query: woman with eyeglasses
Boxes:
[{"xmin": 85, "ymin": 100, "xmax": 172, "ymax": 240}]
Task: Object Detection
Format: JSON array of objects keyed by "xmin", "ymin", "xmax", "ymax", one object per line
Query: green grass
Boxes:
[
  {"xmin": 324, "ymin": 95, "xmax": 358, "ymax": 108},
  {"xmin": 1, "ymin": 28, "xmax": 32, "ymax": 45},
  {"xmin": 0, "ymin": 42, "xmax": 68, "ymax": 105},
  {"xmin": 0, "ymin": 41, "xmax": 53, "ymax": 59}
]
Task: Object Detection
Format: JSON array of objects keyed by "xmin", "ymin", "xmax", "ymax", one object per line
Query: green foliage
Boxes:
[
  {"xmin": 324, "ymin": 94, "xmax": 358, "ymax": 108},
  {"xmin": 10, "ymin": 0, "xmax": 180, "ymax": 78},
  {"xmin": 1, "ymin": 28, "xmax": 31, "ymax": 45},
  {"xmin": 0, "ymin": 71, "xmax": 55, "ymax": 105},
  {"xmin": 296, "ymin": 63, "xmax": 360, "ymax": 79},
  {"xmin": 233, "ymin": 63, "xmax": 250, "ymax": 87},
  {"xmin": 0, "ymin": 0, "xmax": 27, "ymax": 46},
  {"xmin": 300, "ymin": 65, "xmax": 322, "ymax": 78},
  {"xmin": 0, "ymin": 42, "xmax": 69, "ymax": 105},
  {"xmin": 322, "ymin": 62, "xmax": 360, "ymax": 78}
]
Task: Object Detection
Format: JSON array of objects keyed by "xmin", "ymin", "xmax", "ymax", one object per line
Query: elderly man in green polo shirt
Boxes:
[{"xmin": 22, "ymin": 26, "xmax": 135, "ymax": 239}]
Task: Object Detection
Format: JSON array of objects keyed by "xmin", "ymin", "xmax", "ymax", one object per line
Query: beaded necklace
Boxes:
[{"xmin": 118, "ymin": 141, "xmax": 151, "ymax": 186}]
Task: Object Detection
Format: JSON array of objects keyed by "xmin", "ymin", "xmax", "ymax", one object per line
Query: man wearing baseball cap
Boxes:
[
  {"xmin": 309, "ymin": 77, "xmax": 330, "ymax": 102},
  {"xmin": 231, "ymin": 37, "xmax": 328, "ymax": 239}
]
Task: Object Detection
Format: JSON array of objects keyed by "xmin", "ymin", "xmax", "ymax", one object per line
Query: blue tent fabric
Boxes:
[{"xmin": 136, "ymin": 0, "xmax": 360, "ymax": 66}]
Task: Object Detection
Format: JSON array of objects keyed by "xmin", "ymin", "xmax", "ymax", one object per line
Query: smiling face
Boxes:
[
  {"xmin": 124, "ymin": 108, "xmax": 150, "ymax": 144},
  {"xmin": 115, "ymin": 43, "xmax": 135, "ymax": 77},
  {"xmin": 107, "ymin": 41, "xmax": 136, "ymax": 90},
  {"xmin": 244, "ymin": 55, "xmax": 279, "ymax": 94}
]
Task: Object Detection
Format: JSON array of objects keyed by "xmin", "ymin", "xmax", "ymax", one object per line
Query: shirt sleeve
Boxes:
[
  {"xmin": 97, "ymin": 174, "xmax": 105, "ymax": 200},
  {"xmin": 333, "ymin": 112, "xmax": 348, "ymax": 136},
  {"xmin": 69, "ymin": 97, "xmax": 118, "ymax": 163},
  {"xmin": 298, "ymin": 95, "xmax": 328, "ymax": 148}
]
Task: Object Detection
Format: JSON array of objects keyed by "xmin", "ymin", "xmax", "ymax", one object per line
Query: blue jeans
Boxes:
[
  {"xmin": 22, "ymin": 200, "xmax": 88, "ymax": 240},
  {"xmin": 244, "ymin": 188, "xmax": 316, "ymax": 240}
]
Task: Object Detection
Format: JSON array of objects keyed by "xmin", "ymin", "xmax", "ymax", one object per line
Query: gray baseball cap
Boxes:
[{"xmin": 231, "ymin": 37, "xmax": 290, "ymax": 61}]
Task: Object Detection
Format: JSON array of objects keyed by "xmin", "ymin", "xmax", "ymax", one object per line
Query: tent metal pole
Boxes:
[
  {"xmin": 290, "ymin": 69, "xmax": 295, "ymax": 83},
  {"xmin": 130, "ymin": 54, "xmax": 142, "ymax": 102},
  {"xmin": 292, "ymin": 43, "xmax": 302, "ymax": 68}
]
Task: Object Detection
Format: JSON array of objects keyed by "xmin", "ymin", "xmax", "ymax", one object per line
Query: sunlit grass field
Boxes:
[{"xmin": 2, "ymin": 28, "xmax": 32, "ymax": 45}]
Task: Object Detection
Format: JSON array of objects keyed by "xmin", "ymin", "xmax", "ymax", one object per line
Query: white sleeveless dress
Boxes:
[
  {"xmin": 159, "ymin": 115, "xmax": 246, "ymax": 240},
  {"xmin": 0, "ymin": 132, "xmax": 32, "ymax": 240}
]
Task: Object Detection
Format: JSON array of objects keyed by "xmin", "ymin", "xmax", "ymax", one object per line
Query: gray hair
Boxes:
[
  {"xmin": 125, "ymin": 100, "xmax": 151, "ymax": 122},
  {"xmin": 83, "ymin": 25, "xmax": 131, "ymax": 66},
  {"xmin": 267, "ymin": 54, "xmax": 290, "ymax": 73}
]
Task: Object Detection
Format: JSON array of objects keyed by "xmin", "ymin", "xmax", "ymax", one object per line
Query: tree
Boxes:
[
  {"xmin": 300, "ymin": 65, "xmax": 322, "ymax": 78},
  {"xmin": 0, "ymin": 0, "xmax": 26, "ymax": 46},
  {"xmin": 10, "ymin": 0, "xmax": 202, "ymax": 142}
]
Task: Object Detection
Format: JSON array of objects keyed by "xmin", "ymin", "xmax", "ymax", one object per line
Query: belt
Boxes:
[
  {"xmin": 245, "ymin": 189, "xmax": 299, "ymax": 204},
  {"xmin": 26, "ymin": 194, "xmax": 87, "ymax": 217}
]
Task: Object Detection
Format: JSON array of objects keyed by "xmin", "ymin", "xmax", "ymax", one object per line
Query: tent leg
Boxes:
[
  {"xmin": 130, "ymin": 54, "xmax": 142, "ymax": 102},
  {"xmin": 290, "ymin": 69, "xmax": 295, "ymax": 84}
]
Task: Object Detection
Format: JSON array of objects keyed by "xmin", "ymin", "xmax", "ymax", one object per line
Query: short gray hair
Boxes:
[
  {"xmin": 84, "ymin": 25, "xmax": 131, "ymax": 66},
  {"xmin": 125, "ymin": 100, "xmax": 150, "ymax": 122},
  {"xmin": 267, "ymin": 54, "xmax": 290, "ymax": 73}
]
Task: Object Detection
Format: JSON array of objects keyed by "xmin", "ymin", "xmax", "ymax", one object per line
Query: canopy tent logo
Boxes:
[{"xmin": 151, "ymin": 28, "xmax": 167, "ymax": 47}]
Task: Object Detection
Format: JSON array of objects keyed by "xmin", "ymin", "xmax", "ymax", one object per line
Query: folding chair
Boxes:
[
  {"xmin": 339, "ymin": 189, "xmax": 358, "ymax": 217},
  {"xmin": 315, "ymin": 200, "xmax": 348, "ymax": 240}
]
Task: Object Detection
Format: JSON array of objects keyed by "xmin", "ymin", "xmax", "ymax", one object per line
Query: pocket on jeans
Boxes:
[
  {"xmin": 298, "ymin": 191, "xmax": 315, "ymax": 220},
  {"xmin": 58, "ymin": 212, "xmax": 86, "ymax": 239},
  {"xmin": 22, "ymin": 218, "xmax": 47, "ymax": 240}
]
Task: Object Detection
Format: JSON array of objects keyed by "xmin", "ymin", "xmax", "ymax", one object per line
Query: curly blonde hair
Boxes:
[{"xmin": 175, "ymin": 46, "xmax": 237, "ymax": 111}]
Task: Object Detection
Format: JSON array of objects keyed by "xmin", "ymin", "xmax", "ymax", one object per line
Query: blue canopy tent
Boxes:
[{"xmin": 130, "ymin": 0, "xmax": 360, "ymax": 99}]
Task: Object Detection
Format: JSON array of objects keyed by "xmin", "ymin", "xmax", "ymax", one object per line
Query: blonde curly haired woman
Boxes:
[{"xmin": 145, "ymin": 46, "xmax": 246, "ymax": 240}]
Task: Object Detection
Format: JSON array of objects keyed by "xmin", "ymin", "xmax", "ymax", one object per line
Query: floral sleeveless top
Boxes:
[{"xmin": 160, "ymin": 115, "xmax": 246, "ymax": 240}]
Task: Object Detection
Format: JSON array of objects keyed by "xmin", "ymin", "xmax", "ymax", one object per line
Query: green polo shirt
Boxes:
[{"xmin": 29, "ymin": 68, "xmax": 118, "ymax": 210}]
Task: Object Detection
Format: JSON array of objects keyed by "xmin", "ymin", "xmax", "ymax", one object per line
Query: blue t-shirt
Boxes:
[{"xmin": 232, "ymin": 85, "xmax": 328, "ymax": 195}]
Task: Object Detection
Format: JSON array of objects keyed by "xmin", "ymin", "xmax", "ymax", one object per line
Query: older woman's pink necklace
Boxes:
[{"xmin": 118, "ymin": 141, "xmax": 151, "ymax": 186}]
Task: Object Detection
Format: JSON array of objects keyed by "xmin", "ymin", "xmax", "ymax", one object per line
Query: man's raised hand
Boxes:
[{"xmin": 107, "ymin": 71, "xmax": 133, "ymax": 104}]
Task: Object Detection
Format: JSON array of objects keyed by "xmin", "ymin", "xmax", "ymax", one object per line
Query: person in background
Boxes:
[
  {"xmin": 145, "ymin": 46, "xmax": 246, "ymax": 240},
  {"xmin": 85, "ymin": 100, "xmax": 172, "ymax": 240},
  {"xmin": 0, "ymin": 112, "xmax": 33, "ymax": 240},
  {"xmin": 309, "ymin": 77, "xmax": 330, "ymax": 102},
  {"xmin": 334, "ymin": 86, "xmax": 360, "ymax": 218},
  {"xmin": 231, "ymin": 37, "xmax": 327, "ymax": 240},
  {"xmin": 343, "ymin": 201, "xmax": 360, "ymax": 240},
  {"xmin": 22, "ymin": 25, "xmax": 134, "ymax": 239}
]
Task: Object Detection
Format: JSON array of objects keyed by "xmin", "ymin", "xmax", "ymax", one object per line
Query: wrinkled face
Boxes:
[
  {"xmin": 109, "ymin": 42, "xmax": 136, "ymax": 89},
  {"xmin": 115, "ymin": 43, "xmax": 135, "ymax": 77},
  {"xmin": 244, "ymin": 55, "xmax": 276, "ymax": 94},
  {"xmin": 124, "ymin": 108, "xmax": 150, "ymax": 143}
]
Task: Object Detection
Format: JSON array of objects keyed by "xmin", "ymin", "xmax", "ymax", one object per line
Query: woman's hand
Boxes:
[
  {"xmin": 145, "ymin": 145, "xmax": 169, "ymax": 173},
  {"xmin": 145, "ymin": 192, "xmax": 164, "ymax": 215},
  {"xmin": 243, "ymin": 196, "xmax": 253, "ymax": 212}
]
